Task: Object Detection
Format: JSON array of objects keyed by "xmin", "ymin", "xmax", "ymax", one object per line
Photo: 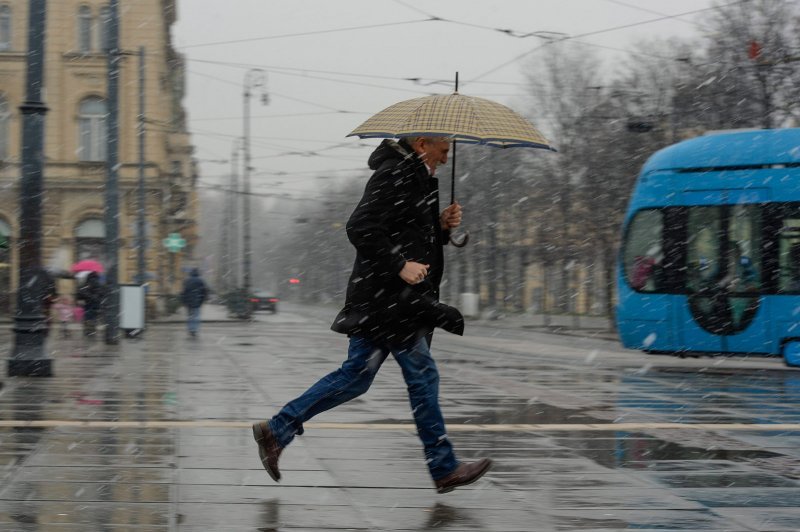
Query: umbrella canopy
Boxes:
[
  {"xmin": 71, "ymin": 259, "xmax": 104, "ymax": 274},
  {"xmin": 347, "ymin": 84, "xmax": 554, "ymax": 247},
  {"xmin": 347, "ymin": 92, "xmax": 554, "ymax": 150}
]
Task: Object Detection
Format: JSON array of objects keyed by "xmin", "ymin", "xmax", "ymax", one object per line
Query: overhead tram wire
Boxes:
[
  {"xmin": 599, "ymin": 0, "xmax": 713, "ymax": 31},
  {"xmin": 176, "ymin": 2, "xmax": 750, "ymax": 99},
  {"xmin": 465, "ymin": 0, "xmax": 749, "ymax": 85},
  {"xmin": 183, "ymin": 126, "xmax": 370, "ymax": 159},
  {"xmin": 191, "ymin": 63, "xmax": 528, "ymax": 96},
  {"xmin": 188, "ymin": 58, "xmax": 532, "ymax": 88},
  {"xmin": 187, "ymin": 69, "xmax": 361, "ymax": 114},
  {"xmin": 191, "ymin": 111, "xmax": 372, "ymax": 122},
  {"xmin": 177, "ymin": 18, "xmax": 434, "ymax": 49},
  {"xmin": 196, "ymin": 182, "xmax": 360, "ymax": 205},
  {"xmin": 185, "ymin": 42, "xmax": 667, "ymax": 86},
  {"xmin": 181, "ymin": 7, "xmax": 716, "ymax": 89}
]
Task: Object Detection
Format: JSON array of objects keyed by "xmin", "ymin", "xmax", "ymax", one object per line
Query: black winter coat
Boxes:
[
  {"xmin": 182, "ymin": 273, "xmax": 208, "ymax": 309},
  {"xmin": 330, "ymin": 139, "xmax": 464, "ymax": 346}
]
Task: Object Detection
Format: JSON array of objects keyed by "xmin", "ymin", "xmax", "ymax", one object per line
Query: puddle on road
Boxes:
[
  {"xmin": 447, "ymin": 400, "xmax": 605, "ymax": 425},
  {"xmin": 552, "ymin": 509, "xmax": 732, "ymax": 530},
  {"xmin": 567, "ymin": 430, "xmax": 784, "ymax": 469},
  {"xmin": 650, "ymin": 472, "xmax": 798, "ymax": 488}
]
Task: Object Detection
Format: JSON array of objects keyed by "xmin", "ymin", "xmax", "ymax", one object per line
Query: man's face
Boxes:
[{"xmin": 415, "ymin": 138, "xmax": 450, "ymax": 176}]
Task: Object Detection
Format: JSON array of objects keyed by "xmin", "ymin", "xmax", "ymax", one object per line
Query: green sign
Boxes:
[{"xmin": 163, "ymin": 232, "xmax": 186, "ymax": 253}]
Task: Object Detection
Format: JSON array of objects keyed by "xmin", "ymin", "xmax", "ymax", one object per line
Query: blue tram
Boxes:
[{"xmin": 616, "ymin": 128, "xmax": 800, "ymax": 367}]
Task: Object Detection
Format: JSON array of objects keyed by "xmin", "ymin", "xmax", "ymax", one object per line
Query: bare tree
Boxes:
[{"xmin": 689, "ymin": 0, "xmax": 800, "ymax": 129}]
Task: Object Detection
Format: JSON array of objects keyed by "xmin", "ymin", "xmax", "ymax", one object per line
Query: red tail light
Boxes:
[{"xmin": 268, "ymin": 298, "xmax": 279, "ymax": 303}]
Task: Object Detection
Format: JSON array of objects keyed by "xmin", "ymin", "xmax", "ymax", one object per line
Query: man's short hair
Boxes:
[{"xmin": 404, "ymin": 136, "xmax": 451, "ymax": 145}]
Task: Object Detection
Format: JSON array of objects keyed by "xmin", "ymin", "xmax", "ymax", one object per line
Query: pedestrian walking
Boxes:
[
  {"xmin": 77, "ymin": 271, "xmax": 104, "ymax": 337},
  {"xmin": 253, "ymin": 137, "xmax": 492, "ymax": 494},
  {"xmin": 181, "ymin": 267, "xmax": 208, "ymax": 337},
  {"xmin": 53, "ymin": 295, "xmax": 74, "ymax": 338}
]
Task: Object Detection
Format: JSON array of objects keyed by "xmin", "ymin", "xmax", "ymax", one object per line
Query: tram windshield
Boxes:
[{"xmin": 622, "ymin": 209, "xmax": 664, "ymax": 293}]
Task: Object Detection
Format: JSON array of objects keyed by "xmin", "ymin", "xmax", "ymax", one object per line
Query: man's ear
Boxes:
[{"xmin": 410, "ymin": 137, "xmax": 426, "ymax": 157}]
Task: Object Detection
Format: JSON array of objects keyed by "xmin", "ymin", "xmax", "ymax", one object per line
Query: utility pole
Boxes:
[
  {"xmin": 242, "ymin": 69, "xmax": 266, "ymax": 314},
  {"xmin": 136, "ymin": 46, "xmax": 146, "ymax": 286},
  {"xmin": 104, "ymin": 0, "xmax": 120, "ymax": 345},
  {"xmin": 217, "ymin": 181, "xmax": 230, "ymax": 293},
  {"xmin": 230, "ymin": 138, "xmax": 242, "ymax": 289},
  {"xmin": 8, "ymin": 0, "xmax": 51, "ymax": 377}
]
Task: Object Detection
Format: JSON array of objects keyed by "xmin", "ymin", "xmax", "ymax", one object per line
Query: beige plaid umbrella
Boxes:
[
  {"xmin": 348, "ymin": 92, "xmax": 553, "ymax": 149},
  {"xmin": 348, "ymin": 85, "xmax": 554, "ymax": 246}
]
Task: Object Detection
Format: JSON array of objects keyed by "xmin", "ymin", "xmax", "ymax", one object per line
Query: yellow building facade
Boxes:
[{"xmin": 0, "ymin": 0, "xmax": 197, "ymax": 315}]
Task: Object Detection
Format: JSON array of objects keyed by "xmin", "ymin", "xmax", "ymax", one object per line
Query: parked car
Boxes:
[{"xmin": 250, "ymin": 292, "xmax": 279, "ymax": 313}]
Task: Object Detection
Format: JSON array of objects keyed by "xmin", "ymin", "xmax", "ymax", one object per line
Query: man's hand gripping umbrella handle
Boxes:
[{"xmin": 441, "ymin": 201, "xmax": 468, "ymax": 247}]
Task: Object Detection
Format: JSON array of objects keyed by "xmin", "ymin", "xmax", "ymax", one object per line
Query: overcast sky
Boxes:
[{"xmin": 172, "ymin": 0, "xmax": 716, "ymax": 204}]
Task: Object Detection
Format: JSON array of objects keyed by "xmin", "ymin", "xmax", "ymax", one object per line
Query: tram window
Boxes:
[
  {"xmin": 623, "ymin": 209, "xmax": 664, "ymax": 292},
  {"xmin": 726, "ymin": 204, "xmax": 761, "ymax": 293},
  {"xmin": 778, "ymin": 209, "xmax": 800, "ymax": 293},
  {"xmin": 686, "ymin": 205, "xmax": 762, "ymax": 293},
  {"xmin": 686, "ymin": 207, "xmax": 722, "ymax": 292}
]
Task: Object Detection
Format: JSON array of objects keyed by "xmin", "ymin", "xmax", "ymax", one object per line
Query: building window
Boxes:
[
  {"xmin": 77, "ymin": 5, "xmax": 92, "ymax": 53},
  {"xmin": 0, "ymin": 4, "xmax": 11, "ymax": 51},
  {"xmin": 78, "ymin": 97, "xmax": 107, "ymax": 162},
  {"xmin": 98, "ymin": 5, "xmax": 110, "ymax": 52},
  {"xmin": 0, "ymin": 93, "xmax": 9, "ymax": 160},
  {"xmin": 75, "ymin": 218, "xmax": 106, "ymax": 264}
]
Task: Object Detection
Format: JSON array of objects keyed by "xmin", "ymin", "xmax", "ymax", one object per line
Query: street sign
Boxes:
[{"xmin": 163, "ymin": 232, "xmax": 186, "ymax": 253}]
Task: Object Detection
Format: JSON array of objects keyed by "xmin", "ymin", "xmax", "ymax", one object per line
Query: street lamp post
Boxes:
[
  {"xmin": 9, "ymin": 0, "xmax": 51, "ymax": 377},
  {"xmin": 136, "ymin": 46, "xmax": 147, "ymax": 286},
  {"xmin": 103, "ymin": 0, "xmax": 121, "ymax": 345},
  {"xmin": 242, "ymin": 69, "xmax": 267, "ymax": 313}
]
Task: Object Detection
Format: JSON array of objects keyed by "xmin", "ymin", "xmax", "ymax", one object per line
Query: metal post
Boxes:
[
  {"xmin": 136, "ymin": 46, "xmax": 146, "ymax": 285},
  {"xmin": 217, "ymin": 184, "xmax": 229, "ymax": 293},
  {"xmin": 242, "ymin": 79, "xmax": 252, "ymax": 305},
  {"xmin": 104, "ymin": 0, "xmax": 120, "ymax": 344},
  {"xmin": 8, "ymin": 0, "xmax": 51, "ymax": 377},
  {"xmin": 230, "ymin": 139, "xmax": 241, "ymax": 288},
  {"xmin": 242, "ymin": 69, "xmax": 266, "ymax": 315}
]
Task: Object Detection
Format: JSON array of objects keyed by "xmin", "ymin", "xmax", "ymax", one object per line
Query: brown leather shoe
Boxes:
[
  {"xmin": 252, "ymin": 421, "xmax": 283, "ymax": 482},
  {"xmin": 434, "ymin": 458, "xmax": 493, "ymax": 494}
]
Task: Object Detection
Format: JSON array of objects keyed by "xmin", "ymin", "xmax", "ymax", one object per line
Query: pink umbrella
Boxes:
[{"xmin": 71, "ymin": 259, "xmax": 104, "ymax": 274}]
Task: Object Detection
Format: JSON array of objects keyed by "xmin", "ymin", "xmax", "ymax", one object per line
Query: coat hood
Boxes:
[{"xmin": 367, "ymin": 139, "xmax": 416, "ymax": 170}]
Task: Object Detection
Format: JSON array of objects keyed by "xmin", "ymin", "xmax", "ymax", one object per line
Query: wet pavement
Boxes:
[{"xmin": 1, "ymin": 304, "xmax": 799, "ymax": 531}]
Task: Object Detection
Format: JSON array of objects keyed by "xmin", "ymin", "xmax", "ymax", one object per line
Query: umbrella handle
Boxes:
[{"xmin": 450, "ymin": 230, "xmax": 469, "ymax": 248}]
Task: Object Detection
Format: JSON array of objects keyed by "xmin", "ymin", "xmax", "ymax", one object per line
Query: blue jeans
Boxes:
[
  {"xmin": 268, "ymin": 335, "xmax": 459, "ymax": 480},
  {"xmin": 187, "ymin": 306, "xmax": 201, "ymax": 333}
]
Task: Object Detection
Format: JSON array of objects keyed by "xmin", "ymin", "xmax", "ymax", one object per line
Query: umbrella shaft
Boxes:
[{"xmin": 450, "ymin": 139, "xmax": 456, "ymax": 204}]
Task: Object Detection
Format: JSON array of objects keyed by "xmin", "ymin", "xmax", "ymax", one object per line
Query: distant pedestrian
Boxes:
[
  {"xmin": 53, "ymin": 295, "xmax": 74, "ymax": 338},
  {"xmin": 77, "ymin": 272, "xmax": 104, "ymax": 337},
  {"xmin": 181, "ymin": 268, "xmax": 208, "ymax": 337},
  {"xmin": 253, "ymin": 137, "xmax": 492, "ymax": 494}
]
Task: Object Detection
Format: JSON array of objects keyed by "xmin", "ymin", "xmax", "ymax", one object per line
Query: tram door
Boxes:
[{"xmin": 682, "ymin": 189, "xmax": 770, "ymax": 354}]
